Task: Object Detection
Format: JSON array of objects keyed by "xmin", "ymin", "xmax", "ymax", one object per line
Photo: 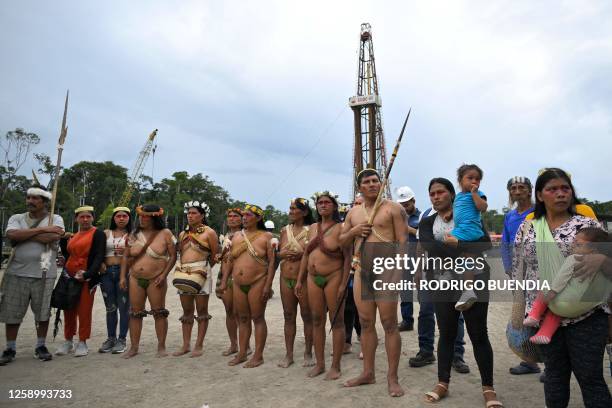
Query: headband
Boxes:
[
  {"xmin": 113, "ymin": 206, "xmax": 131, "ymax": 214},
  {"xmin": 136, "ymin": 206, "xmax": 164, "ymax": 217},
  {"xmin": 27, "ymin": 187, "xmax": 52, "ymax": 200},
  {"xmin": 184, "ymin": 200, "xmax": 210, "ymax": 217},
  {"xmin": 244, "ymin": 204, "xmax": 264, "ymax": 216},
  {"xmin": 312, "ymin": 190, "xmax": 339, "ymax": 202},
  {"xmin": 74, "ymin": 205, "xmax": 94, "ymax": 215},
  {"xmin": 356, "ymin": 168, "xmax": 381, "ymax": 181},
  {"xmin": 506, "ymin": 176, "xmax": 532, "ymax": 191},
  {"xmin": 226, "ymin": 207, "xmax": 243, "ymax": 215},
  {"xmin": 290, "ymin": 198, "xmax": 309, "ymax": 206}
]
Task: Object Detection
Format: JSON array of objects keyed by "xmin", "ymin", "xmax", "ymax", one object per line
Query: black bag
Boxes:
[{"xmin": 51, "ymin": 271, "xmax": 82, "ymax": 310}]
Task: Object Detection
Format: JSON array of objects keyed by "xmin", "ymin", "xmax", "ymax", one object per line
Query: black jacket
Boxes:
[
  {"xmin": 418, "ymin": 212, "xmax": 491, "ymax": 275},
  {"xmin": 60, "ymin": 228, "xmax": 106, "ymax": 289}
]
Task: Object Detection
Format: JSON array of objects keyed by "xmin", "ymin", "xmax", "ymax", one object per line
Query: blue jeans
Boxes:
[
  {"xmin": 100, "ymin": 265, "xmax": 129, "ymax": 339},
  {"xmin": 416, "ymin": 299, "xmax": 465, "ymax": 358}
]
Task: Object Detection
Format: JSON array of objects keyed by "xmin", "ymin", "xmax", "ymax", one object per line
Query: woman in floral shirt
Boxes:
[{"xmin": 512, "ymin": 168, "xmax": 610, "ymax": 408}]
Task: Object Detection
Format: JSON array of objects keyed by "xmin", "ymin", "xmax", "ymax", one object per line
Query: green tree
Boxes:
[{"xmin": 1, "ymin": 128, "xmax": 40, "ymax": 200}]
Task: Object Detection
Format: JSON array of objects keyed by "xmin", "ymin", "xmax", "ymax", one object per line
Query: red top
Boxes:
[{"xmin": 65, "ymin": 228, "xmax": 96, "ymax": 276}]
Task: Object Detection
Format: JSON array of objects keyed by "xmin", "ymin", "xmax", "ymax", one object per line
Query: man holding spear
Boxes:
[
  {"xmin": 0, "ymin": 91, "xmax": 69, "ymax": 366},
  {"xmin": 0, "ymin": 184, "xmax": 64, "ymax": 365},
  {"xmin": 339, "ymin": 111, "xmax": 410, "ymax": 397}
]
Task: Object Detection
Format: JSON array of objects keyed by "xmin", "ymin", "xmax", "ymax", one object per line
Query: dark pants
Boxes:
[
  {"xmin": 435, "ymin": 301, "xmax": 493, "ymax": 386},
  {"xmin": 344, "ymin": 275, "xmax": 361, "ymax": 344},
  {"xmin": 100, "ymin": 265, "xmax": 129, "ymax": 340},
  {"xmin": 542, "ymin": 310, "xmax": 611, "ymax": 408},
  {"xmin": 417, "ymin": 298, "xmax": 465, "ymax": 358}
]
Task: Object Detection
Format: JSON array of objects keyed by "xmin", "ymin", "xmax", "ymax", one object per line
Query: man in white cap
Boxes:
[
  {"xmin": 395, "ymin": 186, "xmax": 420, "ymax": 332},
  {"xmin": 0, "ymin": 185, "xmax": 65, "ymax": 365}
]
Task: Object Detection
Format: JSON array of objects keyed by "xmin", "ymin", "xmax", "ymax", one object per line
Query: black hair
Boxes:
[
  {"xmin": 457, "ymin": 164, "xmax": 483, "ymax": 183},
  {"xmin": 187, "ymin": 206, "xmax": 208, "ymax": 225},
  {"xmin": 428, "ymin": 177, "xmax": 456, "ymax": 202},
  {"xmin": 315, "ymin": 194, "xmax": 342, "ymax": 223},
  {"xmin": 135, "ymin": 204, "xmax": 166, "ymax": 233},
  {"xmin": 357, "ymin": 169, "xmax": 381, "ymax": 186},
  {"xmin": 256, "ymin": 218, "xmax": 266, "ymax": 231},
  {"xmin": 110, "ymin": 210, "xmax": 133, "ymax": 233},
  {"xmin": 533, "ymin": 168, "xmax": 581, "ymax": 219},
  {"xmin": 292, "ymin": 198, "xmax": 314, "ymax": 226}
]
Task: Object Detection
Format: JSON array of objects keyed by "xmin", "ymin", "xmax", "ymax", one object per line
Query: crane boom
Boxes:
[{"xmin": 118, "ymin": 129, "xmax": 158, "ymax": 207}]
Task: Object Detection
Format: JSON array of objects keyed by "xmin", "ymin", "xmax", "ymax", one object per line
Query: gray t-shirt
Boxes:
[{"xmin": 6, "ymin": 213, "xmax": 65, "ymax": 279}]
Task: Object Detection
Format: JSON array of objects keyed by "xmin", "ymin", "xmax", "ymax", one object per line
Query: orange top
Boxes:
[{"xmin": 65, "ymin": 228, "xmax": 96, "ymax": 276}]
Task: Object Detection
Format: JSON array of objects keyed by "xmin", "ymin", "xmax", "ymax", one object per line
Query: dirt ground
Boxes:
[{"xmin": 0, "ymin": 262, "xmax": 610, "ymax": 408}]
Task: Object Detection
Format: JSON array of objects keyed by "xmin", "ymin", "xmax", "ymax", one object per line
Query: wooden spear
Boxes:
[{"xmin": 40, "ymin": 90, "xmax": 69, "ymax": 331}]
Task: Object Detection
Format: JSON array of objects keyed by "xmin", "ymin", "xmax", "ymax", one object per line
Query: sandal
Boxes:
[
  {"xmin": 424, "ymin": 383, "xmax": 448, "ymax": 403},
  {"xmin": 483, "ymin": 389, "xmax": 503, "ymax": 408}
]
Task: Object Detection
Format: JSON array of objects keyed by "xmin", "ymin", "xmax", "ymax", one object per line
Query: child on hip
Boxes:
[{"xmin": 444, "ymin": 164, "xmax": 488, "ymax": 311}]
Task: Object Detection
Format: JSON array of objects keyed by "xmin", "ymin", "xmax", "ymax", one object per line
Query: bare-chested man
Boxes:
[
  {"xmin": 221, "ymin": 204, "xmax": 275, "ymax": 368},
  {"xmin": 295, "ymin": 191, "xmax": 350, "ymax": 380},
  {"xmin": 172, "ymin": 200, "xmax": 218, "ymax": 358},
  {"xmin": 339, "ymin": 169, "xmax": 407, "ymax": 397},
  {"xmin": 119, "ymin": 204, "xmax": 177, "ymax": 358},
  {"xmin": 215, "ymin": 208, "xmax": 243, "ymax": 356},
  {"xmin": 277, "ymin": 198, "xmax": 314, "ymax": 368}
]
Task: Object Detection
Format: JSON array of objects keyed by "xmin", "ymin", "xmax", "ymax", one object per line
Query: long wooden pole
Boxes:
[{"xmin": 40, "ymin": 90, "xmax": 69, "ymax": 330}]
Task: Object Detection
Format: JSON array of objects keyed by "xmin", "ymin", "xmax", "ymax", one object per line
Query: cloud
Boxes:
[{"xmin": 1, "ymin": 0, "xmax": 611, "ymax": 215}]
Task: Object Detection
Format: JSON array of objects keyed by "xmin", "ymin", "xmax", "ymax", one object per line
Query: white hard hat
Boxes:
[
  {"xmin": 264, "ymin": 220, "xmax": 275, "ymax": 229},
  {"xmin": 396, "ymin": 186, "xmax": 415, "ymax": 203}
]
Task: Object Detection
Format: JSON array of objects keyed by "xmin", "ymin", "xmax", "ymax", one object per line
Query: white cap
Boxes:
[
  {"xmin": 264, "ymin": 220, "xmax": 275, "ymax": 229},
  {"xmin": 396, "ymin": 186, "xmax": 415, "ymax": 203}
]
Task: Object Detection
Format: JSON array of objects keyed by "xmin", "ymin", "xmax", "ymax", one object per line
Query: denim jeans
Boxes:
[
  {"xmin": 416, "ymin": 290, "xmax": 465, "ymax": 358},
  {"xmin": 100, "ymin": 265, "xmax": 129, "ymax": 339}
]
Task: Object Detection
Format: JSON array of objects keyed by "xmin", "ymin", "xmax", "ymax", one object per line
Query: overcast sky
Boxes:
[{"xmin": 1, "ymin": 0, "xmax": 611, "ymax": 213}]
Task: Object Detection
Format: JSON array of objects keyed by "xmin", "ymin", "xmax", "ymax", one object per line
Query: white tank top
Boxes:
[{"xmin": 106, "ymin": 231, "xmax": 127, "ymax": 258}]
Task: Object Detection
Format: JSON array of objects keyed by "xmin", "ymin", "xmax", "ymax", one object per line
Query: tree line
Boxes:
[{"xmin": 2, "ymin": 128, "xmax": 611, "ymax": 238}]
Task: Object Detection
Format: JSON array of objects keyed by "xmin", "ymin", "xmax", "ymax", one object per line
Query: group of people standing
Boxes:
[{"xmin": 1, "ymin": 166, "xmax": 610, "ymax": 407}]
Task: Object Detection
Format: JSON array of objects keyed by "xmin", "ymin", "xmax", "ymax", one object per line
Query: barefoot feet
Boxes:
[
  {"xmin": 277, "ymin": 356, "xmax": 294, "ymax": 368},
  {"xmin": 172, "ymin": 346, "xmax": 190, "ymax": 357},
  {"xmin": 122, "ymin": 347, "xmax": 139, "ymax": 359},
  {"xmin": 228, "ymin": 354, "xmax": 248, "ymax": 366},
  {"xmin": 343, "ymin": 372, "xmax": 376, "ymax": 388},
  {"xmin": 303, "ymin": 353, "xmax": 315, "ymax": 367},
  {"xmin": 307, "ymin": 365, "xmax": 325, "ymax": 378},
  {"xmin": 243, "ymin": 357, "xmax": 264, "ymax": 368},
  {"xmin": 190, "ymin": 346, "xmax": 203, "ymax": 358},
  {"xmin": 325, "ymin": 367, "xmax": 341, "ymax": 381},
  {"xmin": 388, "ymin": 378, "xmax": 405, "ymax": 397},
  {"xmin": 222, "ymin": 345, "xmax": 238, "ymax": 356}
]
